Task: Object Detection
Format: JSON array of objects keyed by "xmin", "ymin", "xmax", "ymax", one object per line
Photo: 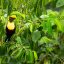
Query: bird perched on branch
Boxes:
[{"xmin": 5, "ymin": 15, "xmax": 16, "ymax": 42}]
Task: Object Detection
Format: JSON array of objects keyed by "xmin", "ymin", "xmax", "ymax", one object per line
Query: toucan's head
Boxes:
[{"xmin": 9, "ymin": 15, "xmax": 16, "ymax": 22}]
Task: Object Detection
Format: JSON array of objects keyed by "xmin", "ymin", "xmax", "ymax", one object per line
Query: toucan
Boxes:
[{"xmin": 5, "ymin": 15, "xmax": 16, "ymax": 42}]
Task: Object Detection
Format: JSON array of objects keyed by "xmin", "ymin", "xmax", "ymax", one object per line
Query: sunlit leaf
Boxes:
[
  {"xmin": 55, "ymin": 19, "xmax": 63, "ymax": 31},
  {"xmin": 11, "ymin": 11, "xmax": 25, "ymax": 19},
  {"xmin": 40, "ymin": 15, "xmax": 49, "ymax": 19},
  {"xmin": 39, "ymin": 36, "xmax": 52, "ymax": 44},
  {"xmin": 44, "ymin": 59, "xmax": 51, "ymax": 64},
  {"xmin": 30, "ymin": 23, "xmax": 33, "ymax": 33},
  {"xmin": 47, "ymin": 10, "xmax": 59, "ymax": 16},
  {"xmin": 33, "ymin": 51, "xmax": 38, "ymax": 61}
]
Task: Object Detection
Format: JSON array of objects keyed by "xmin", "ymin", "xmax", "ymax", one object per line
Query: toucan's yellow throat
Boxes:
[{"xmin": 7, "ymin": 21, "xmax": 15, "ymax": 30}]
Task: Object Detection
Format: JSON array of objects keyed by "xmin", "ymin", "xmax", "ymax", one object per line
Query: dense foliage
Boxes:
[{"xmin": 0, "ymin": 0, "xmax": 64, "ymax": 64}]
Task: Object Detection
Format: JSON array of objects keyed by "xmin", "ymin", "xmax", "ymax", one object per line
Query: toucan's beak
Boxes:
[{"xmin": 10, "ymin": 15, "xmax": 16, "ymax": 19}]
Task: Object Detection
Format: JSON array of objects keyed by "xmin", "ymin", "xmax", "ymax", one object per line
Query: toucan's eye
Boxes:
[
  {"xmin": 9, "ymin": 15, "xmax": 16, "ymax": 21},
  {"xmin": 9, "ymin": 17, "xmax": 15, "ymax": 21}
]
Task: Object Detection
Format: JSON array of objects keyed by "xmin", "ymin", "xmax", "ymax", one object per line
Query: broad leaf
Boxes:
[
  {"xmin": 39, "ymin": 36, "xmax": 52, "ymax": 45},
  {"xmin": 15, "ymin": 36, "xmax": 22, "ymax": 44},
  {"xmin": 56, "ymin": 0, "xmax": 64, "ymax": 7},
  {"xmin": 33, "ymin": 51, "xmax": 38, "ymax": 61},
  {"xmin": 32, "ymin": 30, "xmax": 41, "ymax": 43}
]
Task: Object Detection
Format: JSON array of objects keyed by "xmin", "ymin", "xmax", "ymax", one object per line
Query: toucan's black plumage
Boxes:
[{"xmin": 5, "ymin": 15, "xmax": 16, "ymax": 42}]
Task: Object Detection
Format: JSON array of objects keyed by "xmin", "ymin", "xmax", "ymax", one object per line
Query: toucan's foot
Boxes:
[{"xmin": 5, "ymin": 38, "xmax": 10, "ymax": 42}]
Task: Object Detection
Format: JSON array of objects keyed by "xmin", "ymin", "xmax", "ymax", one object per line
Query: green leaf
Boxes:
[
  {"xmin": 55, "ymin": 19, "xmax": 63, "ymax": 31},
  {"xmin": 3, "ymin": 0, "xmax": 8, "ymax": 9},
  {"xmin": 33, "ymin": 51, "xmax": 38, "ymax": 61},
  {"xmin": 40, "ymin": 15, "xmax": 49, "ymax": 19},
  {"xmin": 32, "ymin": 30, "xmax": 41, "ymax": 43},
  {"xmin": 8, "ymin": 0, "xmax": 13, "ymax": 15},
  {"xmin": 56, "ymin": 0, "xmax": 64, "ymax": 7},
  {"xmin": 47, "ymin": 10, "xmax": 59, "ymax": 17},
  {"xmin": 10, "ymin": 45, "xmax": 24, "ymax": 59},
  {"xmin": 39, "ymin": 36, "xmax": 52, "ymax": 45},
  {"xmin": 0, "ymin": 57, "xmax": 2, "ymax": 64},
  {"xmin": 1, "ymin": 16, "xmax": 6, "ymax": 23},
  {"xmin": 44, "ymin": 59, "xmax": 51, "ymax": 64},
  {"xmin": 21, "ymin": 13, "xmax": 25, "ymax": 19},
  {"xmin": 11, "ymin": 11, "xmax": 25, "ymax": 19},
  {"xmin": 47, "ymin": 19, "xmax": 52, "ymax": 35},
  {"xmin": 11, "ymin": 48, "xmax": 19, "ymax": 57},
  {"xmin": 45, "ymin": 0, "xmax": 53, "ymax": 5},
  {"xmin": 26, "ymin": 50, "xmax": 34, "ymax": 63},
  {"xmin": 15, "ymin": 36, "xmax": 22, "ymax": 44},
  {"xmin": 46, "ymin": 45, "xmax": 53, "ymax": 52},
  {"xmin": 30, "ymin": 23, "xmax": 33, "ymax": 33},
  {"xmin": 43, "ymin": 21, "xmax": 47, "ymax": 33},
  {"xmin": 15, "ymin": 48, "xmax": 23, "ymax": 58}
]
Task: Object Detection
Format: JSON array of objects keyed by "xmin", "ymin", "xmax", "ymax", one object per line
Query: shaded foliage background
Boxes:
[{"xmin": 0, "ymin": 0, "xmax": 64, "ymax": 64}]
